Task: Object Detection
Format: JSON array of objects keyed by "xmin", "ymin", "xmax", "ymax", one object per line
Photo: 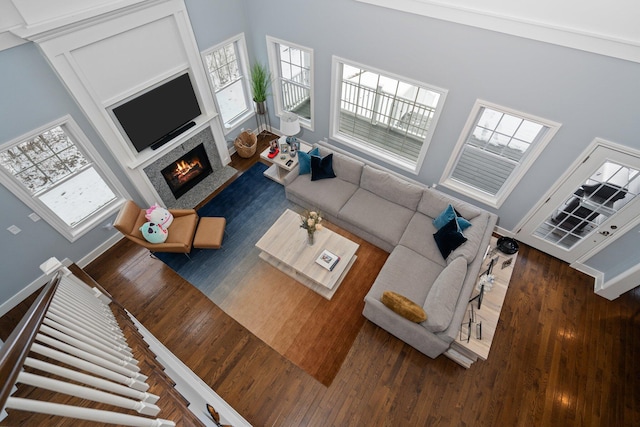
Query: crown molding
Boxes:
[
  {"xmin": 356, "ymin": 0, "xmax": 640, "ymax": 64},
  {"xmin": 0, "ymin": 31, "xmax": 27, "ymax": 51},
  {"xmin": 7, "ymin": 0, "xmax": 157, "ymax": 42}
]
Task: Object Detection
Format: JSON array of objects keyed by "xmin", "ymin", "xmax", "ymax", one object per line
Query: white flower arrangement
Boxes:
[{"xmin": 300, "ymin": 210, "xmax": 323, "ymax": 236}]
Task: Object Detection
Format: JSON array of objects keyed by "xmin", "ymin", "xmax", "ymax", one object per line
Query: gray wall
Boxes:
[
  {"xmin": 1, "ymin": 0, "xmax": 638, "ymax": 306},
  {"xmin": 0, "ymin": 42, "xmax": 142, "ymax": 304},
  {"xmin": 184, "ymin": 0, "xmax": 261, "ymax": 145},
  {"xmin": 240, "ymin": 0, "xmax": 640, "ymax": 284},
  {"xmin": 0, "ymin": 0, "xmax": 251, "ymax": 307},
  {"xmin": 185, "ymin": 0, "xmax": 249, "ymax": 51},
  {"xmin": 586, "ymin": 222, "xmax": 640, "ymax": 281}
]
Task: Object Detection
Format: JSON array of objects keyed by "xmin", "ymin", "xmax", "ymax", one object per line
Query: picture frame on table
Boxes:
[{"xmin": 269, "ymin": 138, "xmax": 278, "ymax": 153}]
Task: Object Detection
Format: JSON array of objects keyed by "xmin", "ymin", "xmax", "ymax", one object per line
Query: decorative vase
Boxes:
[
  {"xmin": 289, "ymin": 139, "xmax": 299, "ymax": 157},
  {"xmin": 307, "ymin": 231, "xmax": 315, "ymax": 246},
  {"xmin": 255, "ymin": 100, "xmax": 267, "ymax": 115}
]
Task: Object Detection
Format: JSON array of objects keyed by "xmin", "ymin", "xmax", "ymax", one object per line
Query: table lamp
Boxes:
[{"xmin": 280, "ymin": 113, "xmax": 301, "ymax": 156}]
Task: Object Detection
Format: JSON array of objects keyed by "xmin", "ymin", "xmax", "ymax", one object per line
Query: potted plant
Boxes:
[{"xmin": 250, "ymin": 62, "xmax": 271, "ymax": 114}]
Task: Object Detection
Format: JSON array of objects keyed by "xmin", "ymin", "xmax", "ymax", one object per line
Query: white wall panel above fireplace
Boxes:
[
  {"xmin": 27, "ymin": 0, "xmax": 231, "ymax": 206},
  {"xmin": 72, "ymin": 16, "xmax": 188, "ymax": 104}
]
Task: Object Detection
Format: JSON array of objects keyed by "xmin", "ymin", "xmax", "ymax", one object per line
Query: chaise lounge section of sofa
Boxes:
[{"xmin": 284, "ymin": 146, "xmax": 498, "ymax": 359}]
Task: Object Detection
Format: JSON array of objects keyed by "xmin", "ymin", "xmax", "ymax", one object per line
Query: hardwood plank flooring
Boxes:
[
  {"xmin": 3, "ymin": 135, "xmax": 640, "ymax": 425},
  {"xmin": 83, "ymin": 222, "xmax": 640, "ymax": 425}
]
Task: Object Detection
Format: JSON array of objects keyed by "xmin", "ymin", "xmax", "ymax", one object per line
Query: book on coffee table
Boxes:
[{"xmin": 316, "ymin": 249, "xmax": 340, "ymax": 271}]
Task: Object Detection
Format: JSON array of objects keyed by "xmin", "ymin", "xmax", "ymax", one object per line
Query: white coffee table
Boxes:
[{"xmin": 255, "ymin": 209, "xmax": 359, "ymax": 300}]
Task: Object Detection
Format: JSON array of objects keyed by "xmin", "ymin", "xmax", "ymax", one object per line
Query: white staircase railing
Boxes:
[
  {"xmin": 1, "ymin": 258, "xmax": 251, "ymax": 427},
  {"xmin": 0, "ymin": 264, "xmax": 174, "ymax": 426}
]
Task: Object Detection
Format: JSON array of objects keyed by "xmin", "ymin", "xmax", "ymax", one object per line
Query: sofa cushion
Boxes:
[
  {"xmin": 433, "ymin": 218, "xmax": 467, "ymax": 260},
  {"xmin": 311, "ymin": 153, "xmax": 336, "ymax": 181},
  {"xmin": 318, "ymin": 148, "xmax": 364, "ymax": 185},
  {"xmin": 422, "ymin": 257, "xmax": 468, "ymax": 333},
  {"xmin": 360, "ymin": 165, "xmax": 423, "ymax": 210},
  {"xmin": 368, "ymin": 245, "xmax": 442, "ymax": 305},
  {"xmin": 298, "ymin": 147, "xmax": 319, "ymax": 175},
  {"xmin": 339, "ymin": 188, "xmax": 415, "ymax": 246},
  {"xmin": 381, "ymin": 291, "xmax": 427, "ymax": 323},
  {"xmin": 286, "ymin": 175, "xmax": 358, "ymax": 217},
  {"xmin": 418, "ymin": 187, "xmax": 483, "ymax": 220},
  {"xmin": 399, "ymin": 212, "xmax": 447, "ymax": 267},
  {"xmin": 433, "ymin": 204, "xmax": 472, "ymax": 231},
  {"xmin": 447, "ymin": 211, "xmax": 489, "ymax": 264}
]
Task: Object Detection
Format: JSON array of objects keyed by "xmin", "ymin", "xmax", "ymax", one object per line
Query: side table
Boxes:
[
  {"xmin": 444, "ymin": 235, "xmax": 518, "ymax": 368},
  {"xmin": 260, "ymin": 136, "xmax": 312, "ymax": 184}
]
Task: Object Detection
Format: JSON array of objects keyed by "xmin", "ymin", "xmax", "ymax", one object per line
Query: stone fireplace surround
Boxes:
[{"xmin": 143, "ymin": 127, "xmax": 236, "ymax": 209}]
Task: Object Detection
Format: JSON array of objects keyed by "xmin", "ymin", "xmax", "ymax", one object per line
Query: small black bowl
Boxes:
[{"xmin": 497, "ymin": 237, "xmax": 519, "ymax": 254}]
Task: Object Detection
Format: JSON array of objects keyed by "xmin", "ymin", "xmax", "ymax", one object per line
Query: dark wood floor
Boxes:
[{"xmin": 4, "ymin": 132, "xmax": 640, "ymax": 426}]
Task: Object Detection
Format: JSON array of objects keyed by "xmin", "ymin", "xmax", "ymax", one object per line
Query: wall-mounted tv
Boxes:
[{"xmin": 112, "ymin": 73, "xmax": 202, "ymax": 152}]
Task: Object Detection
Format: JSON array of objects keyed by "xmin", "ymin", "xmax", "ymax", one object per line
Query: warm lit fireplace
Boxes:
[{"xmin": 161, "ymin": 143, "xmax": 212, "ymax": 199}]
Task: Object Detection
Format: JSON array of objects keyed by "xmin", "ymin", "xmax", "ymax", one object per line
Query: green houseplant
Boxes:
[{"xmin": 250, "ymin": 62, "xmax": 271, "ymax": 114}]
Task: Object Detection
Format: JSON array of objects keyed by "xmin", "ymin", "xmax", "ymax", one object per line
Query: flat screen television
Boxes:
[{"xmin": 112, "ymin": 73, "xmax": 202, "ymax": 152}]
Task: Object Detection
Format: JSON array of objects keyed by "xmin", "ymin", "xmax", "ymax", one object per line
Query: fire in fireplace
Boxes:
[{"xmin": 161, "ymin": 144, "xmax": 213, "ymax": 199}]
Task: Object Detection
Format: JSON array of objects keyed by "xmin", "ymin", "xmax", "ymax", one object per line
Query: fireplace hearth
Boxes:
[{"xmin": 161, "ymin": 143, "xmax": 212, "ymax": 199}]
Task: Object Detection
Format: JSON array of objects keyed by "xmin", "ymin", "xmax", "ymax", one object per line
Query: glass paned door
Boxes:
[
  {"xmin": 533, "ymin": 161, "xmax": 639, "ymax": 250},
  {"xmin": 516, "ymin": 143, "xmax": 640, "ymax": 263}
]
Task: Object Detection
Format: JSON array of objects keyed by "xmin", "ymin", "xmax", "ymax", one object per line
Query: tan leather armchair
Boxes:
[{"xmin": 113, "ymin": 200, "xmax": 199, "ymax": 253}]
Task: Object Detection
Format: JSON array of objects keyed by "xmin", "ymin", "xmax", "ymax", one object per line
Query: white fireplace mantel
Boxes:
[
  {"xmin": 125, "ymin": 114, "xmax": 218, "ymax": 171},
  {"xmin": 22, "ymin": 0, "xmax": 231, "ymax": 206}
]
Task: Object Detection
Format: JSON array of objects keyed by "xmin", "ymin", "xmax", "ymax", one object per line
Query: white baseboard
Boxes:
[
  {"xmin": 570, "ymin": 261, "xmax": 607, "ymax": 295},
  {"xmin": 0, "ymin": 258, "xmax": 73, "ymax": 318},
  {"xmin": 569, "ymin": 262, "xmax": 603, "ymax": 279},
  {"xmin": 590, "ymin": 262, "xmax": 640, "ymax": 301},
  {"xmin": 494, "ymin": 226, "xmax": 514, "ymax": 237},
  {"xmin": 0, "ymin": 233, "xmax": 123, "ymax": 318},
  {"xmin": 76, "ymin": 233, "xmax": 123, "ymax": 268}
]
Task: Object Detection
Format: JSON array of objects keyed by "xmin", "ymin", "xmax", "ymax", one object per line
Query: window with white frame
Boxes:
[
  {"xmin": 266, "ymin": 36, "xmax": 314, "ymax": 129},
  {"xmin": 0, "ymin": 117, "xmax": 127, "ymax": 242},
  {"xmin": 202, "ymin": 34, "xmax": 252, "ymax": 132},
  {"xmin": 440, "ymin": 100, "xmax": 561, "ymax": 207},
  {"xmin": 330, "ymin": 56, "xmax": 447, "ymax": 173}
]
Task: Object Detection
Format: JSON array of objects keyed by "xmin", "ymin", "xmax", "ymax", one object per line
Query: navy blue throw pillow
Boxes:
[
  {"xmin": 433, "ymin": 217, "xmax": 467, "ymax": 259},
  {"xmin": 310, "ymin": 153, "xmax": 336, "ymax": 181}
]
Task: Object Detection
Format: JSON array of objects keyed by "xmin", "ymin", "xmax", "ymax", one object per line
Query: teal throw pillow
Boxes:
[
  {"xmin": 140, "ymin": 222, "xmax": 168, "ymax": 244},
  {"xmin": 298, "ymin": 147, "xmax": 320, "ymax": 175},
  {"xmin": 310, "ymin": 153, "xmax": 336, "ymax": 181},
  {"xmin": 433, "ymin": 218, "xmax": 467, "ymax": 259},
  {"xmin": 433, "ymin": 204, "xmax": 472, "ymax": 230}
]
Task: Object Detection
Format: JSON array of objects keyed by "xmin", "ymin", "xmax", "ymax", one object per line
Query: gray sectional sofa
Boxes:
[{"xmin": 283, "ymin": 146, "xmax": 498, "ymax": 359}]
